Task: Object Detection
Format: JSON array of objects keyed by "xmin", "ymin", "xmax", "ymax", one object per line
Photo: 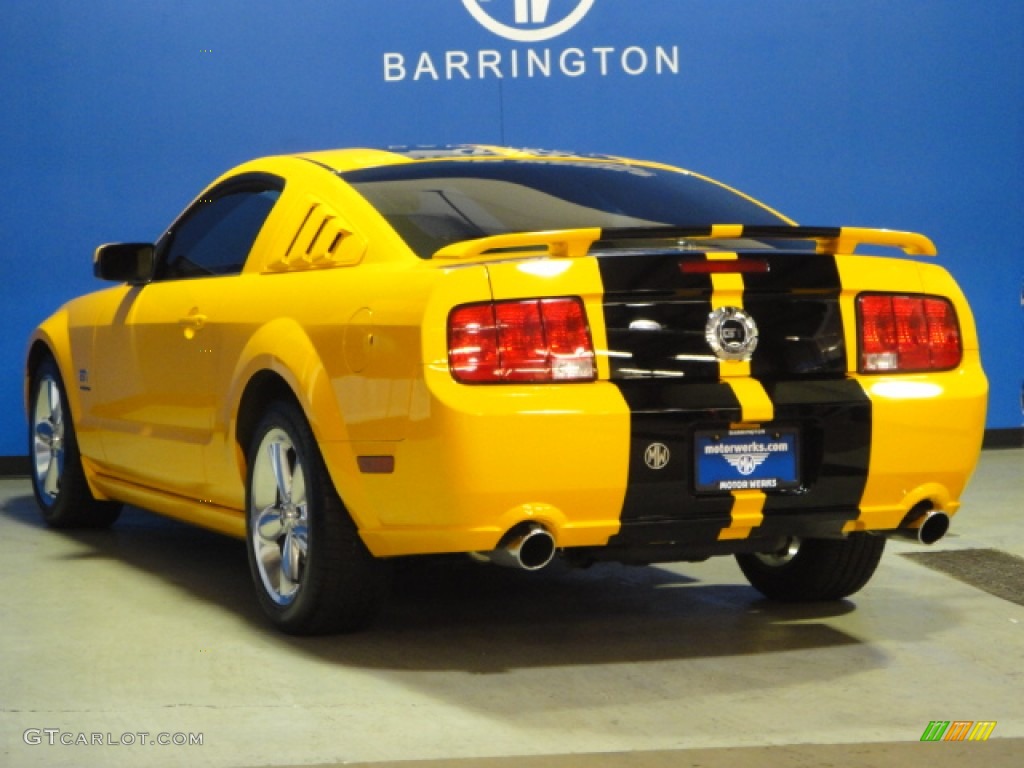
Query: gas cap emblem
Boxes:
[{"xmin": 706, "ymin": 307, "xmax": 759, "ymax": 362}]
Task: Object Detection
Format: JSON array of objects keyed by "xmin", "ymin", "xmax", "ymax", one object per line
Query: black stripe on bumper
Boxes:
[
  {"xmin": 612, "ymin": 380, "xmax": 741, "ymax": 531},
  {"xmin": 597, "ymin": 249, "xmax": 872, "ymax": 556}
]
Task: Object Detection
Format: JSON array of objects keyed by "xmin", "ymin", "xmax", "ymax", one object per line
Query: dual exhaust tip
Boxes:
[
  {"xmin": 480, "ymin": 509, "xmax": 949, "ymax": 570},
  {"xmin": 891, "ymin": 508, "xmax": 951, "ymax": 545},
  {"xmin": 482, "ymin": 523, "xmax": 557, "ymax": 571}
]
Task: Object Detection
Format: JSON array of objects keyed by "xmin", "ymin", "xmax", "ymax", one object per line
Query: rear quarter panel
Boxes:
[{"xmin": 838, "ymin": 253, "xmax": 987, "ymax": 531}]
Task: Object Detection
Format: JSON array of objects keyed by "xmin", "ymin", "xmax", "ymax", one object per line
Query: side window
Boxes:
[{"xmin": 157, "ymin": 180, "xmax": 282, "ymax": 280}]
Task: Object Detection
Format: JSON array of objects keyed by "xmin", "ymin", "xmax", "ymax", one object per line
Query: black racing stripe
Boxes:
[
  {"xmin": 598, "ymin": 250, "xmax": 737, "ymax": 535},
  {"xmin": 603, "ymin": 300, "xmax": 719, "ymax": 380},
  {"xmin": 745, "ymin": 298, "xmax": 846, "ymax": 379},
  {"xmin": 742, "ymin": 252, "xmax": 870, "ymax": 534},
  {"xmin": 597, "ymin": 251, "xmax": 720, "ymax": 381},
  {"xmin": 740, "ymin": 225, "xmax": 842, "ymax": 241},
  {"xmin": 615, "ymin": 379, "xmax": 740, "ymax": 414},
  {"xmin": 595, "ymin": 250, "xmax": 714, "ymax": 295},
  {"xmin": 596, "ymin": 249, "xmax": 842, "ymax": 295},
  {"xmin": 758, "ymin": 379, "xmax": 873, "ymax": 534},
  {"xmin": 744, "ymin": 253, "xmax": 846, "ymax": 380},
  {"xmin": 610, "ymin": 381, "xmax": 740, "ymax": 529},
  {"xmin": 597, "ymin": 248, "xmax": 870, "ymax": 551},
  {"xmin": 598, "ymin": 225, "xmax": 843, "ymax": 243},
  {"xmin": 745, "ymin": 252, "xmax": 843, "ymax": 293}
]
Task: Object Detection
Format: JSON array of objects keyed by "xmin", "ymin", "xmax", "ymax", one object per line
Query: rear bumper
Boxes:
[
  {"xmin": 333, "ymin": 373, "xmax": 631, "ymax": 557},
  {"xmin": 328, "ymin": 365, "xmax": 986, "ymax": 560},
  {"xmin": 844, "ymin": 367, "xmax": 988, "ymax": 532}
]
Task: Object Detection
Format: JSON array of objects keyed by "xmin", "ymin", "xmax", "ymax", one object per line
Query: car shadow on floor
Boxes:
[{"xmin": 3, "ymin": 491, "xmax": 879, "ymax": 676}]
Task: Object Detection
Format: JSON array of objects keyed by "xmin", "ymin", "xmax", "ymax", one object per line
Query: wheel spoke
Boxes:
[
  {"xmin": 278, "ymin": 536, "xmax": 298, "ymax": 596},
  {"xmin": 257, "ymin": 546, "xmax": 286, "ymax": 593},
  {"xmin": 291, "ymin": 523, "xmax": 309, "ymax": 557},
  {"xmin": 277, "ymin": 568, "xmax": 296, "ymax": 598},
  {"xmin": 32, "ymin": 375, "xmax": 65, "ymax": 502},
  {"xmin": 290, "ymin": 461, "xmax": 306, "ymax": 508},
  {"xmin": 34, "ymin": 425, "xmax": 55, "ymax": 481},
  {"xmin": 48, "ymin": 379, "xmax": 63, "ymax": 429},
  {"xmin": 281, "ymin": 529, "xmax": 303, "ymax": 583},
  {"xmin": 268, "ymin": 440, "xmax": 292, "ymax": 504},
  {"xmin": 43, "ymin": 453, "xmax": 61, "ymax": 496},
  {"xmin": 255, "ymin": 505, "xmax": 284, "ymax": 541},
  {"xmin": 249, "ymin": 426, "xmax": 309, "ymax": 606}
]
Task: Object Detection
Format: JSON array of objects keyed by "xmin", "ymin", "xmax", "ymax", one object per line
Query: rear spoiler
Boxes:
[{"xmin": 432, "ymin": 225, "xmax": 937, "ymax": 261}]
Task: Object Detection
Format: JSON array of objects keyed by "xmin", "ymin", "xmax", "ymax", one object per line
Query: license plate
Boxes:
[{"xmin": 694, "ymin": 427, "xmax": 800, "ymax": 493}]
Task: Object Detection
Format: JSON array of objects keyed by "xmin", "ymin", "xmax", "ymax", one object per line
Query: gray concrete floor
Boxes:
[{"xmin": 1, "ymin": 450, "xmax": 1022, "ymax": 768}]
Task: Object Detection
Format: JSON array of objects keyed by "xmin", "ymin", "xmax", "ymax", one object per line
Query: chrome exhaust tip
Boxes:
[
  {"xmin": 914, "ymin": 509, "xmax": 950, "ymax": 545},
  {"xmin": 890, "ymin": 508, "xmax": 951, "ymax": 545},
  {"xmin": 484, "ymin": 524, "xmax": 557, "ymax": 571}
]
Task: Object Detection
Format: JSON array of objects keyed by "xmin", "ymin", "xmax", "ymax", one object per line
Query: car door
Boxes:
[{"xmin": 91, "ymin": 175, "xmax": 283, "ymax": 495}]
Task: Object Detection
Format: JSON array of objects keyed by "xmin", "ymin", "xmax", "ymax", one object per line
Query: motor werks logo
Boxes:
[
  {"xmin": 383, "ymin": 1, "xmax": 679, "ymax": 82},
  {"xmin": 461, "ymin": 0, "xmax": 595, "ymax": 42}
]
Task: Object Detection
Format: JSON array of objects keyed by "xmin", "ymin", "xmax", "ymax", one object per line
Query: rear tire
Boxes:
[
  {"xmin": 245, "ymin": 400, "xmax": 387, "ymax": 634},
  {"xmin": 736, "ymin": 534, "xmax": 886, "ymax": 602},
  {"xmin": 28, "ymin": 357, "xmax": 121, "ymax": 528}
]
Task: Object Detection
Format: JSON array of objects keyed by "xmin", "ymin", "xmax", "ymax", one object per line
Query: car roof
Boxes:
[{"xmin": 290, "ymin": 145, "xmax": 672, "ymax": 174}]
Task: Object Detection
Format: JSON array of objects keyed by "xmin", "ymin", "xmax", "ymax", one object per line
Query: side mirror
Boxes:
[{"xmin": 94, "ymin": 243, "xmax": 155, "ymax": 284}]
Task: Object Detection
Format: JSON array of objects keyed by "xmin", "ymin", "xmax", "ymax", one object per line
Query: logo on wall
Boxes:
[
  {"xmin": 382, "ymin": 1, "xmax": 680, "ymax": 83},
  {"xmin": 462, "ymin": 0, "xmax": 595, "ymax": 42}
]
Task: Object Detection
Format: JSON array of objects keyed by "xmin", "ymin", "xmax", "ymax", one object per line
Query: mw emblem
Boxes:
[
  {"xmin": 644, "ymin": 443, "xmax": 670, "ymax": 470},
  {"xmin": 723, "ymin": 452, "xmax": 770, "ymax": 476}
]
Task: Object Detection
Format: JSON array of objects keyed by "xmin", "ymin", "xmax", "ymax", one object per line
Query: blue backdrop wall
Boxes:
[{"xmin": 2, "ymin": 0, "xmax": 1022, "ymax": 460}]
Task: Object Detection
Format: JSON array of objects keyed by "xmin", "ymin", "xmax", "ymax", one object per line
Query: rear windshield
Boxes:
[{"xmin": 341, "ymin": 160, "xmax": 788, "ymax": 258}]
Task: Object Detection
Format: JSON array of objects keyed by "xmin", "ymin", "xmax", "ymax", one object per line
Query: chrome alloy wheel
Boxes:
[
  {"xmin": 32, "ymin": 373, "xmax": 65, "ymax": 505},
  {"xmin": 250, "ymin": 428, "xmax": 310, "ymax": 606}
]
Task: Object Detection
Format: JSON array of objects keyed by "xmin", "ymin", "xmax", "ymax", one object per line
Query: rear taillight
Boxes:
[
  {"xmin": 448, "ymin": 297, "xmax": 596, "ymax": 383},
  {"xmin": 857, "ymin": 293, "xmax": 962, "ymax": 373}
]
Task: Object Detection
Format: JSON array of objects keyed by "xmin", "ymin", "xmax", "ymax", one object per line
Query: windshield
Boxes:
[{"xmin": 341, "ymin": 160, "xmax": 788, "ymax": 258}]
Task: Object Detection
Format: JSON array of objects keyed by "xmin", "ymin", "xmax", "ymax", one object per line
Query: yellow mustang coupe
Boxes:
[{"xmin": 27, "ymin": 146, "xmax": 988, "ymax": 634}]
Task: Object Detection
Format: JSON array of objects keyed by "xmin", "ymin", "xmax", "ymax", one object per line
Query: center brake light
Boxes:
[
  {"xmin": 857, "ymin": 293, "xmax": 962, "ymax": 373},
  {"xmin": 679, "ymin": 257, "xmax": 769, "ymax": 275},
  {"xmin": 448, "ymin": 297, "xmax": 596, "ymax": 383}
]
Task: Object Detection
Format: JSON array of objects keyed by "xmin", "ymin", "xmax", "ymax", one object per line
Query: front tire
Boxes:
[
  {"xmin": 245, "ymin": 400, "xmax": 387, "ymax": 634},
  {"xmin": 28, "ymin": 357, "xmax": 121, "ymax": 528},
  {"xmin": 736, "ymin": 534, "xmax": 886, "ymax": 602}
]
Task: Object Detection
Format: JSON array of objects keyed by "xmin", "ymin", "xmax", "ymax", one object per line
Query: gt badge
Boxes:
[
  {"xmin": 705, "ymin": 307, "xmax": 759, "ymax": 362},
  {"xmin": 644, "ymin": 443, "xmax": 670, "ymax": 470}
]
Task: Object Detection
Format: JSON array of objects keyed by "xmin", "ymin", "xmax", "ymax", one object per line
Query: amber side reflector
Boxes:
[
  {"xmin": 679, "ymin": 258, "xmax": 769, "ymax": 274},
  {"xmin": 357, "ymin": 456, "xmax": 395, "ymax": 474}
]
